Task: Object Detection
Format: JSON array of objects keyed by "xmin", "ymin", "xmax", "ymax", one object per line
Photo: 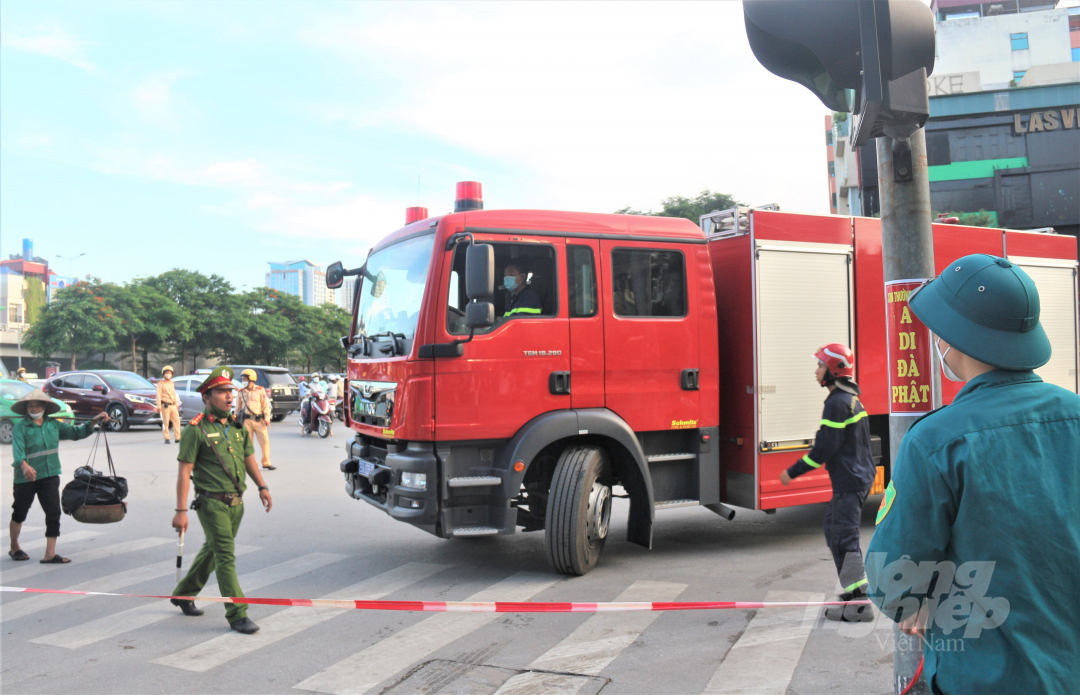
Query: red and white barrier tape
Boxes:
[{"xmin": 0, "ymin": 586, "xmax": 871, "ymax": 613}]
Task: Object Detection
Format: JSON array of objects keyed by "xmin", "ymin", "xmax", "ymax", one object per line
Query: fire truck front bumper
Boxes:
[{"xmin": 340, "ymin": 436, "xmax": 516, "ymax": 539}]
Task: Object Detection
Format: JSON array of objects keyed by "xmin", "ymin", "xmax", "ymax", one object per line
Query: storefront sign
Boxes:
[
  {"xmin": 886, "ymin": 280, "xmax": 934, "ymax": 415},
  {"xmin": 1013, "ymin": 109, "xmax": 1078, "ymax": 134}
]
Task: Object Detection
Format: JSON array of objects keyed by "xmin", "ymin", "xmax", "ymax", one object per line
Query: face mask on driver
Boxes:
[
  {"xmin": 29, "ymin": 410, "xmax": 44, "ymax": 421},
  {"xmin": 935, "ymin": 337, "xmax": 964, "ymax": 382},
  {"xmin": 504, "ymin": 276, "xmax": 518, "ymax": 292}
]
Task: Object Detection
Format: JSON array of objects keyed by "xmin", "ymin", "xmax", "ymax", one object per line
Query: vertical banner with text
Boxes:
[{"xmin": 886, "ymin": 280, "xmax": 934, "ymax": 415}]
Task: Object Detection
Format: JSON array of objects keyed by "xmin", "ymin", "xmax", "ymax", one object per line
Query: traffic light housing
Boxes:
[{"xmin": 744, "ymin": 0, "xmax": 935, "ymax": 145}]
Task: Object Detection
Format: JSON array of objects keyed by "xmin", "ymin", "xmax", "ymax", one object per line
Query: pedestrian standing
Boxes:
[
  {"xmin": 779, "ymin": 343, "xmax": 876, "ymax": 621},
  {"xmin": 237, "ymin": 369, "xmax": 274, "ymax": 470},
  {"xmin": 170, "ymin": 366, "xmax": 272, "ymax": 634},
  {"xmin": 156, "ymin": 365, "xmax": 182, "ymax": 445},
  {"xmin": 867, "ymin": 255, "xmax": 1080, "ymax": 694},
  {"xmin": 8, "ymin": 389, "xmax": 111, "ymax": 563}
]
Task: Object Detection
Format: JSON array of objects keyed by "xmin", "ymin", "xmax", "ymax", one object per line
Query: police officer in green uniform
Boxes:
[
  {"xmin": 867, "ymin": 255, "xmax": 1080, "ymax": 694},
  {"xmin": 170, "ymin": 366, "xmax": 272, "ymax": 634}
]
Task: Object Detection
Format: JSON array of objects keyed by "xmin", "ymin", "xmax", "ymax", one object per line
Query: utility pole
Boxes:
[{"xmin": 743, "ymin": 2, "xmax": 937, "ymax": 692}]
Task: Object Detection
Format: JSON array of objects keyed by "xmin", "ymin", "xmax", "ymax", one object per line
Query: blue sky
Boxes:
[{"xmin": 1, "ymin": 1, "xmax": 834, "ymax": 290}]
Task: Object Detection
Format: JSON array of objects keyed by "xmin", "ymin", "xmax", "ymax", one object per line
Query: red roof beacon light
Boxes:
[
  {"xmin": 405, "ymin": 207, "xmax": 428, "ymax": 225},
  {"xmin": 454, "ymin": 181, "xmax": 484, "ymax": 213}
]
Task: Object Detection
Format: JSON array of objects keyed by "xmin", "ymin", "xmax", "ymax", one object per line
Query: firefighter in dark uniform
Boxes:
[
  {"xmin": 503, "ymin": 263, "xmax": 542, "ymax": 318},
  {"xmin": 780, "ymin": 343, "xmax": 876, "ymax": 621},
  {"xmin": 170, "ymin": 366, "xmax": 272, "ymax": 634}
]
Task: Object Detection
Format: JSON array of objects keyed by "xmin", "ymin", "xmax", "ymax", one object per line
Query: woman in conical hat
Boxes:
[{"xmin": 8, "ymin": 389, "xmax": 111, "ymax": 563}]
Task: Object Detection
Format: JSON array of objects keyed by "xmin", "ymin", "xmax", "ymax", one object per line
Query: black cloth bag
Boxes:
[{"xmin": 62, "ymin": 431, "xmax": 128, "ymax": 523}]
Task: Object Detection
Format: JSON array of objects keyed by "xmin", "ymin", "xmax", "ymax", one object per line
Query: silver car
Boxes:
[{"xmin": 169, "ymin": 375, "xmax": 208, "ymax": 424}]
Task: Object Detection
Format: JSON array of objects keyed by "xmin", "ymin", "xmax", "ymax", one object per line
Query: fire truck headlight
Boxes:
[{"xmin": 400, "ymin": 472, "xmax": 427, "ymax": 490}]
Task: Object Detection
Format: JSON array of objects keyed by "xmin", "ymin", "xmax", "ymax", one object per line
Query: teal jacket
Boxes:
[
  {"xmin": 867, "ymin": 369, "xmax": 1080, "ymax": 695},
  {"xmin": 11, "ymin": 417, "xmax": 96, "ymax": 484}
]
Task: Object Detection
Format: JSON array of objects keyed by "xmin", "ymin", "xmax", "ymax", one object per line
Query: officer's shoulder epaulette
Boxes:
[{"xmin": 190, "ymin": 413, "xmax": 204, "ymax": 425}]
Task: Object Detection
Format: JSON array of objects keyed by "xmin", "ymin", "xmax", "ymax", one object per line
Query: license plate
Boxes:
[{"xmin": 356, "ymin": 459, "xmax": 376, "ymax": 477}]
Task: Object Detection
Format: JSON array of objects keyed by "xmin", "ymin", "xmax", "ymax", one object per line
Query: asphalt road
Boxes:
[{"xmin": 1, "ymin": 422, "xmax": 896, "ymax": 695}]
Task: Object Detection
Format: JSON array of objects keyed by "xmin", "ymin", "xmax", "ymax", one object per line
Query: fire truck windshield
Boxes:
[{"xmin": 354, "ymin": 233, "xmax": 435, "ymax": 344}]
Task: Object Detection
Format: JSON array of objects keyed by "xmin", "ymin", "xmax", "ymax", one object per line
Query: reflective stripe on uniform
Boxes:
[
  {"xmin": 505, "ymin": 307, "xmax": 542, "ymax": 316},
  {"xmin": 25, "ymin": 448, "xmax": 60, "ymax": 459},
  {"xmin": 844, "ymin": 577, "xmax": 868, "ymax": 593},
  {"xmin": 801, "ymin": 454, "xmax": 821, "ymax": 469},
  {"xmin": 820, "ymin": 410, "xmax": 868, "ymax": 428}
]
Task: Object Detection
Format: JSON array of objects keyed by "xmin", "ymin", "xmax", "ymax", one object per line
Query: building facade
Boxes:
[
  {"xmin": 266, "ymin": 260, "xmax": 336, "ymax": 307},
  {"xmin": 337, "ymin": 276, "xmax": 357, "ymax": 312},
  {"xmin": 825, "ymin": 114, "xmax": 864, "ymax": 216},
  {"xmin": 834, "ymin": 1, "xmax": 1079, "ymax": 248}
]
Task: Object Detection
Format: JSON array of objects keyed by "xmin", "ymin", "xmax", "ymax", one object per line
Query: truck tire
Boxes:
[{"xmin": 546, "ymin": 445, "xmax": 612, "ymax": 576}]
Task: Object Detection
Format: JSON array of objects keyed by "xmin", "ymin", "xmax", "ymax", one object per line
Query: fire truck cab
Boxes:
[{"xmin": 328, "ymin": 183, "xmax": 1079, "ymax": 576}]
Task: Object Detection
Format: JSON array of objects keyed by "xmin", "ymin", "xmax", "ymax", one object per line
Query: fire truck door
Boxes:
[
  {"xmin": 432, "ymin": 237, "xmax": 572, "ymax": 441},
  {"xmin": 600, "ymin": 239, "xmax": 700, "ymax": 432},
  {"xmin": 756, "ymin": 245, "xmax": 853, "ymax": 448},
  {"xmin": 567, "ymin": 240, "xmax": 605, "ymax": 409},
  {"xmin": 1008, "ymin": 259, "xmax": 1079, "ymax": 393}
]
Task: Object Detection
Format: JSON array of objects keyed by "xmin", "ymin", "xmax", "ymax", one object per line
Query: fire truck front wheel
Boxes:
[{"xmin": 546, "ymin": 445, "xmax": 612, "ymax": 576}]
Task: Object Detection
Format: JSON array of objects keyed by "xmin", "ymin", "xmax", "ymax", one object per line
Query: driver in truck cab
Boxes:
[
  {"xmin": 780, "ymin": 343, "xmax": 876, "ymax": 622},
  {"xmin": 503, "ymin": 263, "xmax": 542, "ymax": 318}
]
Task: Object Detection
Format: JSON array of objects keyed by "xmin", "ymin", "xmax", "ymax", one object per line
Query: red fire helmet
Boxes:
[{"xmin": 814, "ymin": 343, "xmax": 855, "ymax": 380}]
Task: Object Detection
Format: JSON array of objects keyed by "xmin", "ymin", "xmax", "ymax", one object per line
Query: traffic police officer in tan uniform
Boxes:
[
  {"xmin": 156, "ymin": 365, "xmax": 182, "ymax": 444},
  {"xmin": 237, "ymin": 369, "xmax": 274, "ymax": 470},
  {"xmin": 170, "ymin": 366, "xmax": 272, "ymax": 634}
]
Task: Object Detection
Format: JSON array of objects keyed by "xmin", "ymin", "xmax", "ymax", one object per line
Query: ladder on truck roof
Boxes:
[{"xmin": 700, "ymin": 204, "xmax": 780, "ymax": 238}]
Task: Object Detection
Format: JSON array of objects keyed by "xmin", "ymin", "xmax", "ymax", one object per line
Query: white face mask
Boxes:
[
  {"xmin": 29, "ymin": 410, "xmax": 44, "ymax": 420},
  {"xmin": 935, "ymin": 337, "xmax": 964, "ymax": 382}
]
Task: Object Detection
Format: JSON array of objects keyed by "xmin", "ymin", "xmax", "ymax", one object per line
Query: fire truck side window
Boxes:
[
  {"xmin": 446, "ymin": 242, "xmax": 558, "ymax": 335},
  {"xmin": 611, "ymin": 249, "xmax": 686, "ymax": 317},
  {"xmin": 567, "ymin": 245, "xmax": 597, "ymax": 318}
]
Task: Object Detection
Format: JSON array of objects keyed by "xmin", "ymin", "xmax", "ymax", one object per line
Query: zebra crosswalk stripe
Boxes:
[
  {"xmin": 702, "ymin": 590, "xmax": 823, "ymax": 695},
  {"xmin": 31, "ymin": 552, "xmax": 346, "ymax": 649},
  {"xmin": 9, "ymin": 529, "xmax": 104, "ymax": 552},
  {"xmin": 1, "ymin": 525, "xmax": 43, "ymax": 539},
  {"xmin": 0, "ymin": 545, "xmax": 259, "ymax": 624},
  {"xmin": 293, "ymin": 572, "xmax": 559, "ymax": 695},
  {"xmin": 526, "ymin": 579, "xmax": 687, "ymax": 676},
  {"xmin": 493, "ymin": 671, "xmax": 595, "ymax": 695},
  {"xmin": 1, "ymin": 537, "xmax": 175, "ymax": 585},
  {"xmin": 153, "ymin": 562, "xmax": 450, "ymax": 673}
]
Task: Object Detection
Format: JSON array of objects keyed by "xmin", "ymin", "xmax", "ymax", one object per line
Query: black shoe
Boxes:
[
  {"xmin": 230, "ymin": 617, "xmax": 260, "ymax": 634},
  {"xmin": 164, "ymin": 440, "xmax": 171, "ymax": 445},
  {"xmin": 262, "ymin": 465, "xmax": 276, "ymax": 470},
  {"xmin": 824, "ymin": 589, "xmax": 874, "ymax": 622},
  {"xmin": 171, "ymin": 598, "xmax": 204, "ymax": 616}
]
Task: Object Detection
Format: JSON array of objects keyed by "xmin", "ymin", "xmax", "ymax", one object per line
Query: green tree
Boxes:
[
  {"xmin": 941, "ymin": 209, "xmax": 998, "ymax": 228},
  {"xmin": 616, "ymin": 189, "xmax": 742, "ymax": 223},
  {"xmin": 99, "ymin": 282, "xmax": 190, "ymax": 377},
  {"xmin": 304, "ymin": 303, "xmax": 351, "ymax": 372},
  {"xmin": 24, "ymin": 280, "xmax": 120, "ymax": 370},
  {"xmin": 145, "ymin": 269, "xmax": 234, "ymax": 374}
]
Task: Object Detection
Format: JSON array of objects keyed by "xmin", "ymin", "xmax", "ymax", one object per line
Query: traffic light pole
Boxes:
[{"xmin": 877, "ymin": 128, "xmax": 936, "ymax": 695}]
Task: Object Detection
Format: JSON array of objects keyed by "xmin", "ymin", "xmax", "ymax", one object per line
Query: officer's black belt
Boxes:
[{"xmin": 196, "ymin": 489, "xmax": 243, "ymax": 503}]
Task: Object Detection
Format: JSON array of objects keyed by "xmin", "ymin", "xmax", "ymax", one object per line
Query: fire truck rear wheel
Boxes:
[{"xmin": 546, "ymin": 445, "xmax": 611, "ymax": 576}]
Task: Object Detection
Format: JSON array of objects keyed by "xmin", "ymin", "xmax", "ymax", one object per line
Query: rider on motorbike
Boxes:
[{"xmin": 306, "ymin": 383, "xmax": 331, "ymax": 436}]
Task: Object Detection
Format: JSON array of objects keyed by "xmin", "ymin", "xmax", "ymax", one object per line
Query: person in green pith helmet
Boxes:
[
  {"xmin": 867, "ymin": 254, "xmax": 1080, "ymax": 695},
  {"xmin": 169, "ymin": 365, "xmax": 272, "ymax": 635}
]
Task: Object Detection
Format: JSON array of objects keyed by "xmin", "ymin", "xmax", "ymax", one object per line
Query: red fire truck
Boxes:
[{"xmin": 326, "ymin": 182, "xmax": 1079, "ymax": 575}]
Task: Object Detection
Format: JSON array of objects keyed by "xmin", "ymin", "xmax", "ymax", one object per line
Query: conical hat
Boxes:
[{"xmin": 12, "ymin": 388, "xmax": 61, "ymax": 416}]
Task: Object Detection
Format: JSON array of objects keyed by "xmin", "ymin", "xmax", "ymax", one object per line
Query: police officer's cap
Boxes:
[
  {"xmin": 197, "ymin": 366, "xmax": 238, "ymax": 393},
  {"xmin": 910, "ymin": 254, "xmax": 1050, "ymax": 370}
]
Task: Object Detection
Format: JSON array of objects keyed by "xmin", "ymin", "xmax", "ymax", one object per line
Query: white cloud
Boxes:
[
  {"xmin": 300, "ymin": 1, "xmax": 834, "ymax": 215},
  {"xmin": 1, "ymin": 26, "xmax": 95, "ymax": 71},
  {"xmin": 204, "ymin": 159, "xmax": 265, "ymax": 185},
  {"xmin": 130, "ymin": 70, "xmax": 197, "ymax": 127}
]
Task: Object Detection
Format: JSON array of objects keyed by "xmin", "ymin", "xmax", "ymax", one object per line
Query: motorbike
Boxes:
[{"xmin": 299, "ymin": 392, "xmax": 332, "ymax": 438}]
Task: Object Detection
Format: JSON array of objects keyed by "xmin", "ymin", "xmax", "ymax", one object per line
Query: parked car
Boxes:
[
  {"xmin": 169, "ymin": 374, "xmax": 213, "ymax": 424},
  {"xmin": 225, "ymin": 366, "xmax": 301, "ymax": 421},
  {"xmin": 43, "ymin": 370, "xmax": 163, "ymax": 432},
  {"xmin": 0, "ymin": 379, "xmax": 77, "ymax": 444}
]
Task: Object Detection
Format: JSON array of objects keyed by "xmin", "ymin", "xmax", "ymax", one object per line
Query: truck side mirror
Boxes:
[
  {"xmin": 466, "ymin": 244, "xmax": 494, "ymax": 300},
  {"xmin": 465, "ymin": 302, "xmax": 494, "ymax": 329},
  {"xmin": 326, "ymin": 261, "xmax": 344, "ymax": 289}
]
